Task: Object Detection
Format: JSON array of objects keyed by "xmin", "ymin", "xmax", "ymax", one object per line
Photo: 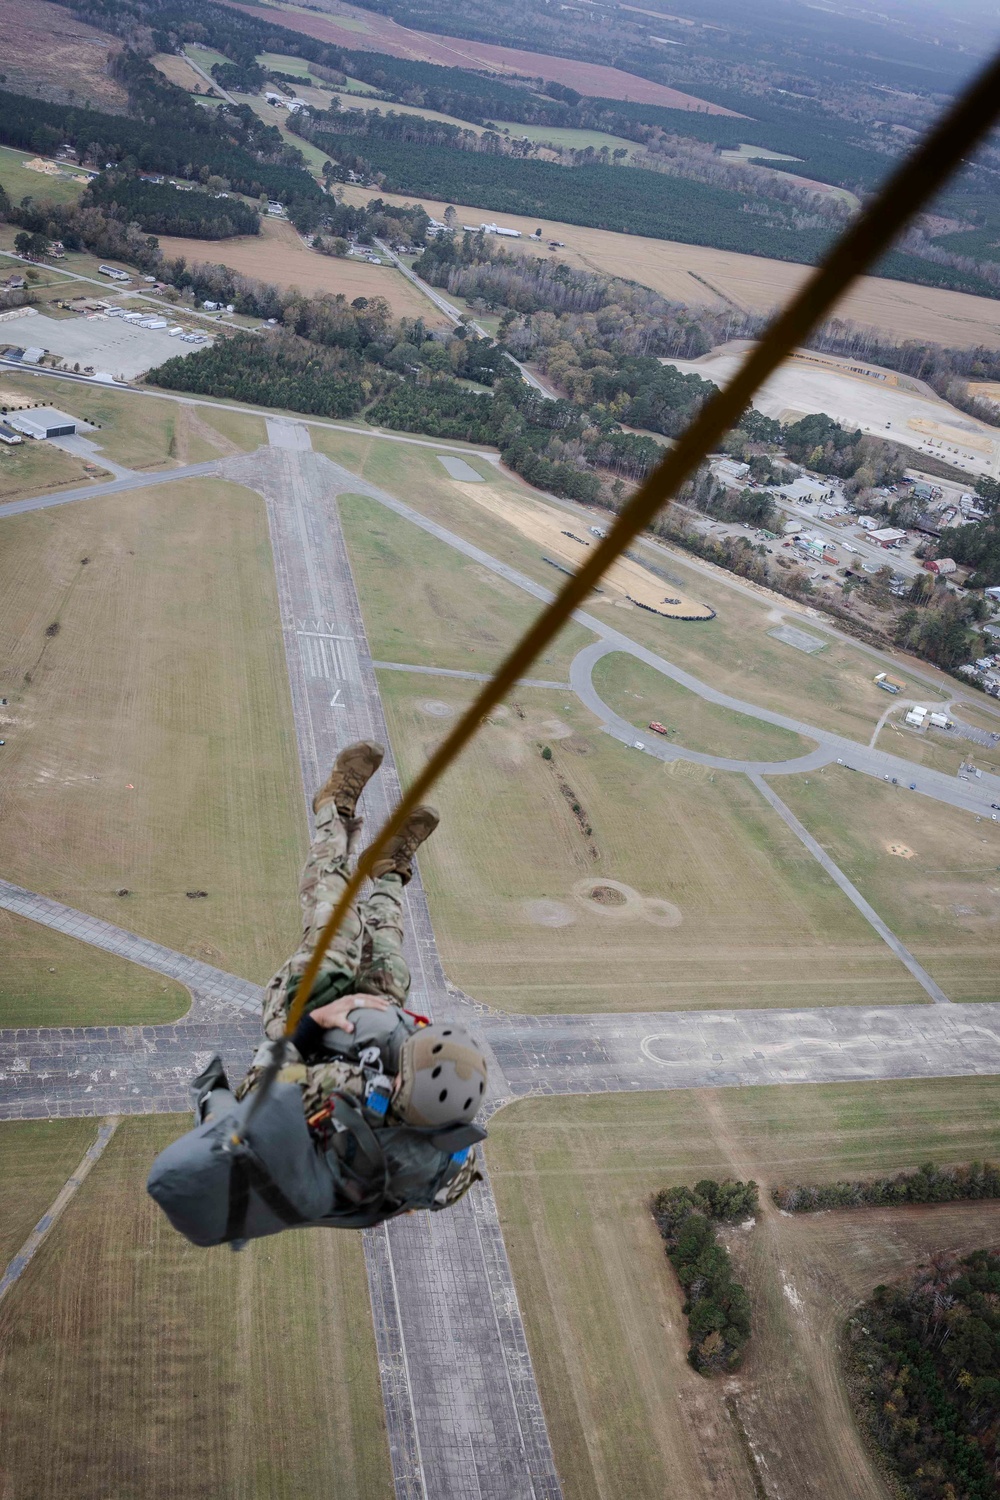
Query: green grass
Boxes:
[
  {"xmin": 0, "ymin": 372, "xmax": 178, "ymax": 470},
  {"xmin": 773, "ymin": 764, "xmax": 1000, "ymax": 1001},
  {"xmin": 492, "ymin": 121, "xmax": 638, "ymax": 155},
  {"xmin": 0, "ymin": 1118, "xmax": 100, "ymax": 1266},
  {"xmin": 379, "ymin": 672, "xmax": 925, "ymax": 1012},
  {"xmin": 340, "ymin": 492, "xmax": 593, "ymax": 676},
  {"xmin": 256, "ymin": 50, "xmax": 314, "ymax": 75},
  {"xmin": 0, "ymin": 910, "xmax": 188, "ymax": 1027},
  {"xmin": 487, "ymin": 1080, "xmax": 1000, "ymax": 1500},
  {"xmin": 0, "ymin": 438, "xmax": 109, "ymax": 504},
  {"xmin": 0, "ymin": 146, "xmax": 89, "ymax": 208},
  {"xmin": 0, "ymin": 477, "xmax": 305, "ymax": 986},
  {"xmin": 591, "ymin": 650, "xmax": 815, "ymax": 762},
  {"xmin": 185, "ymin": 44, "xmax": 231, "ymax": 73},
  {"xmin": 0, "ymin": 1116, "xmax": 393, "ymax": 1500}
]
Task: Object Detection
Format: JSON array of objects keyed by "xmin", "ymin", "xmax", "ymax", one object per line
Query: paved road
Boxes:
[
  {"xmin": 0, "ymin": 460, "xmax": 221, "ymax": 519},
  {"xmin": 215, "ymin": 442, "xmax": 562, "ymax": 1500},
  {"xmin": 374, "ymin": 661, "xmax": 570, "ymax": 688}
]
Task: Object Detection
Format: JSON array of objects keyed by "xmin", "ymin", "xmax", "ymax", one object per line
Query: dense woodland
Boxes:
[
  {"xmin": 847, "ymin": 1252, "xmax": 1000, "ymax": 1500},
  {"xmin": 650, "ymin": 1179, "xmax": 757, "ymax": 1374},
  {"xmin": 85, "ymin": 170, "xmax": 260, "ymax": 238},
  {"xmin": 151, "ymin": 329, "xmax": 377, "ymax": 414}
]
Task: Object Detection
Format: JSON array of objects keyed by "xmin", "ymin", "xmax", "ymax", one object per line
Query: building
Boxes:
[
  {"xmin": 984, "ymin": 586, "xmax": 1000, "ymax": 605},
  {"xmin": 905, "ymin": 707, "xmax": 927, "ymax": 727},
  {"xmin": 925, "ymin": 557, "xmax": 957, "ymax": 576},
  {"xmin": 869, "ymin": 527, "xmax": 907, "ymax": 548},
  {"xmin": 715, "ymin": 457, "xmax": 750, "ymax": 486},
  {"xmin": 0, "ymin": 422, "xmax": 23, "ymax": 445},
  {"xmin": 20, "ymin": 347, "xmax": 44, "ymax": 365},
  {"xmin": 7, "ymin": 407, "xmax": 79, "ymax": 439},
  {"xmin": 910, "ymin": 481, "xmax": 937, "ymax": 503},
  {"xmin": 874, "ymin": 672, "xmax": 906, "ymax": 694}
]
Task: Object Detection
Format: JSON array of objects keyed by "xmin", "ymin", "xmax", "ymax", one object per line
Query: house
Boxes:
[
  {"xmin": 910, "ymin": 481, "xmax": 937, "ymax": 503},
  {"xmin": 984, "ymin": 585, "xmax": 1000, "ymax": 605},
  {"xmin": 869, "ymin": 527, "xmax": 906, "ymax": 548},
  {"xmin": 0, "ymin": 422, "xmax": 23, "ymax": 445},
  {"xmin": 47, "ymin": 240, "xmax": 65, "ymax": 259},
  {"xmin": 5, "ymin": 275, "xmax": 26, "ymax": 291},
  {"xmin": 925, "ymin": 557, "xmax": 957, "ymax": 575}
]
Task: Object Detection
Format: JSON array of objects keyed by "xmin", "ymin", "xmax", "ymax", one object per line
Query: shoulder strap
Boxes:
[{"xmin": 223, "ymin": 1143, "xmax": 317, "ymax": 1242}]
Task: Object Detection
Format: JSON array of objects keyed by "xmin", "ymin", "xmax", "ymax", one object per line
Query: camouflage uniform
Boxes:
[{"xmin": 237, "ymin": 802, "xmax": 481, "ymax": 1209}]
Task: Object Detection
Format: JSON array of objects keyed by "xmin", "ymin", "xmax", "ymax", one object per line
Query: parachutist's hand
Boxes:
[{"xmin": 309, "ymin": 993, "xmax": 391, "ymax": 1033}]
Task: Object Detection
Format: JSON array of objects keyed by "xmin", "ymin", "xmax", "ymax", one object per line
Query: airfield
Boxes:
[{"xmin": 1, "ymin": 368, "xmax": 1000, "ymax": 1499}]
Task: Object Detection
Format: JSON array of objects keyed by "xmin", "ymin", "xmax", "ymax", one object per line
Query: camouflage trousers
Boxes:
[{"xmin": 262, "ymin": 801, "xmax": 411, "ymax": 1041}]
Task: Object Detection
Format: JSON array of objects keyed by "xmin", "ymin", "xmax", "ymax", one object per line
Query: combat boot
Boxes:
[
  {"xmin": 368, "ymin": 805, "xmax": 439, "ymax": 885},
  {"xmin": 313, "ymin": 740, "xmax": 385, "ymax": 817}
]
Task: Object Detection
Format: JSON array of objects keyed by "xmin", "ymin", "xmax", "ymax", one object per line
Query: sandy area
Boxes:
[
  {"xmin": 156, "ymin": 217, "xmax": 445, "ymax": 322},
  {"xmin": 339, "ymin": 185, "xmax": 1000, "ymax": 349},
  {"xmin": 220, "ymin": 0, "xmax": 736, "ymax": 110},
  {"xmin": 666, "ymin": 347, "xmax": 1000, "ymax": 478},
  {"xmin": 450, "ymin": 480, "xmax": 714, "ymax": 618}
]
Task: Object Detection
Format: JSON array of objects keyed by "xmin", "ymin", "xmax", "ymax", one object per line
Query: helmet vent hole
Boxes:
[
  {"xmin": 443, "ymin": 1029, "xmax": 452, "ymax": 1036},
  {"xmin": 432, "ymin": 1043, "xmax": 443, "ymax": 1054},
  {"xmin": 479, "ymin": 1081, "xmax": 484, "ymax": 1092},
  {"xmin": 439, "ymin": 1089, "xmax": 448, "ymax": 1102},
  {"xmin": 431, "ymin": 1065, "xmax": 442, "ymax": 1078},
  {"xmin": 464, "ymin": 1097, "xmax": 472, "ymax": 1110}
]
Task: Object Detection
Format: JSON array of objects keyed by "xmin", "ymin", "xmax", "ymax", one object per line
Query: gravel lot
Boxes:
[{"xmin": 0, "ymin": 309, "xmax": 207, "ymax": 381}]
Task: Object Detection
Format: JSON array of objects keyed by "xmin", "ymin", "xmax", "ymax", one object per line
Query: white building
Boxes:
[{"xmin": 8, "ymin": 407, "xmax": 79, "ymax": 439}]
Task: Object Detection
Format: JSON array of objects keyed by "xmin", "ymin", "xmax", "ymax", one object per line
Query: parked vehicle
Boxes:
[{"xmin": 648, "ymin": 722, "xmax": 668, "ymax": 736}]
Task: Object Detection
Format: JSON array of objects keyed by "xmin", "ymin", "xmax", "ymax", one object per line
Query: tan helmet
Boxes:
[{"xmin": 394, "ymin": 1023, "xmax": 488, "ymax": 1128}]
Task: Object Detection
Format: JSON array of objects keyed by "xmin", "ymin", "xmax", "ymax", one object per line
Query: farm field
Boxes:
[
  {"xmin": 339, "ymin": 183, "xmax": 1000, "ymax": 348},
  {"xmin": 0, "ymin": 909, "xmax": 187, "ymax": 1028},
  {"xmin": 493, "ymin": 121, "xmax": 640, "ymax": 155},
  {"xmin": 0, "ymin": 477, "xmax": 305, "ymax": 985},
  {"xmin": 379, "ymin": 672, "xmax": 925, "ymax": 1012},
  {"xmin": 219, "ymin": 0, "xmax": 737, "ymax": 111},
  {"xmin": 185, "ymin": 43, "xmax": 231, "ymax": 73},
  {"xmin": 151, "ymin": 51, "xmax": 211, "ymax": 93},
  {"xmin": 773, "ymin": 764, "xmax": 1000, "ymax": 1002},
  {"xmin": 155, "ymin": 216, "xmax": 445, "ymax": 323},
  {"xmin": 0, "ymin": 1118, "xmax": 98, "ymax": 1266},
  {"xmin": 0, "ymin": 439, "xmax": 110, "ymax": 505},
  {"xmin": 313, "ymin": 426, "xmax": 945, "ymax": 747},
  {"xmin": 340, "ymin": 493, "xmax": 594, "ymax": 677},
  {"xmin": 0, "ymin": 0, "xmax": 127, "ymax": 111},
  {"xmin": 486, "ymin": 1079, "xmax": 1000, "ymax": 1500},
  {"xmin": 590, "ymin": 650, "xmax": 815, "ymax": 762},
  {"xmin": 0, "ymin": 1115, "xmax": 393, "ymax": 1500},
  {"xmin": 0, "ymin": 145, "xmax": 89, "ymax": 207}
]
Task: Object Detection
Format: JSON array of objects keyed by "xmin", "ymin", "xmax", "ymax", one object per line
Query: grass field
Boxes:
[
  {"xmin": 379, "ymin": 672, "xmax": 924, "ymax": 1011},
  {"xmin": 487, "ymin": 1080, "xmax": 1000, "ymax": 1500},
  {"xmin": 0, "ymin": 371, "xmax": 181, "ymax": 470},
  {"xmin": 773, "ymin": 764, "xmax": 1000, "ymax": 1002},
  {"xmin": 338, "ymin": 182, "xmax": 1000, "ymax": 348},
  {"xmin": 591, "ymin": 650, "xmax": 815, "ymax": 761},
  {"xmin": 0, "ymin": 477, "xmax": 305, "ymax": 990},
  {"xmin": 0, "ymin": 1115, "xmax": 393, "ymax": 1500},
  {"xmin": 0, "ymin": 439, "xmax": 109, "ymax": 504},
  {"xmin": 185, "ymin": 43, "xmax": 230, "ymax": 73},
  {"xmin": 340, "ymin": 492, "xmax": 593, "ymax": 676},
  {"xmin": 151, "ymin": 52, "xmax": 211, "ymax": 93},
  {"xmin": 0, "ymin": 145, "xmax": 88, "ymax": 207},
  {"xmin": 314, "ymin": 427, "xmax": 940, "ymax": 748},
  {"xmin": 494, "ymin": 120, "xmax": 639, "ymax": 155},
  {"xmin": 0, "ymin": 1117, "xmax": 98, "ymax": 1265},
  {"xmin": 155, "ymin": 217, "xmax": 443, "ymax": 323},
  {"xmin": 876, "ymin": 720, "xmax": 1000, "ymax": 778},
  {"xmin": 0, "ymin": 908, "xmax": 188, "ymax": 1027}
]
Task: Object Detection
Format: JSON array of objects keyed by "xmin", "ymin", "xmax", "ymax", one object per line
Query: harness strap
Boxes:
[{"xmin": 224, "ymin": 1143, "xmax": 312, "ymax": 1240}]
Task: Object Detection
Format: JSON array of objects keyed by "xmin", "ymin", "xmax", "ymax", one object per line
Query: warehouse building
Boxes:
[{"xmin": 7, "ymin": 407, "xmax": 81, "ymax": 439}]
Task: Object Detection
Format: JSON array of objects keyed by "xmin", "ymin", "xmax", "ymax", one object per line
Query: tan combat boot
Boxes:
[
  {"xmin": 368, "ymin": 805, "xmax": 440, "ymax": 885},
  {"xmin": 313, "ymin": 740, "xmax": 385, "ymax": 817}
]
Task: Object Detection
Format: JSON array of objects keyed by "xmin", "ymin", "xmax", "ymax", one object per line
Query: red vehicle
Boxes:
[{"xmin": 648, "ymin": 721, "xmax": 669, "ymax": 736}]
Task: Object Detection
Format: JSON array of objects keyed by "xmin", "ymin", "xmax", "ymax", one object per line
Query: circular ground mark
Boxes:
[
  {"xmin": 642, "ymin": 898, "xmax": 683, "ymax": 928},
  {"xmin": 420, "ymin": 699, "xmax": 454, "ymax": 718},
  {"xmin": 887, "ymin": 842, "xmax": 916, "ymax": 859},
  {"xmin": 572, "ymin": 878, "xmax": 644, "ymax": 917},
  {"xmin": 524, "ymin": 899, "xmax": 576, "ymax": 927},
  {"xmin": 540, "ymin": 718, "xmax": 573, "ymax": 740}
]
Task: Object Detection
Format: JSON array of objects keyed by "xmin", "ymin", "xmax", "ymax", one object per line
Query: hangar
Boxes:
[{"xmin": 7, "ymin": 406, "xmax": 81, "ymax": 439}]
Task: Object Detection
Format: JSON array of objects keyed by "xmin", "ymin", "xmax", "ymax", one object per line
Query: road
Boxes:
[
  {"xmin": 180, "ymin": 47, "xmax": 237, "ymax": 103},
  {"xmin": 3, "ymin": 437, "xmax": 999, "ymax": 1499},
  {"xmin": 375, "ymin": 239, "xmax": 557, "ymax": 398}
]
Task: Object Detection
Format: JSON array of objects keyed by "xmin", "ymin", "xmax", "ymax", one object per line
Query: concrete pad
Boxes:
[
  {"xmin": 437, "ymin": 454, "xmax": 484, "ymax": 481},
  {"xmin": 767, "ymin": 624, "xmax": 827, "ymax": 654}
]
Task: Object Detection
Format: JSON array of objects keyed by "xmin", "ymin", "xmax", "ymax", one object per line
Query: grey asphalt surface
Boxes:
[
  {"xmin": 0, "ymin": 460, "xmax": 221, "ymax": 518},
  {"xmin": 374, "ymin": 661, "xmax": 570, "ymax": 688}
]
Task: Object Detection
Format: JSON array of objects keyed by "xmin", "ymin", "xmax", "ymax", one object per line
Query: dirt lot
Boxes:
[
  {"xmin": 668, "ymin": 347, "xmax": 1000, "ymax": 480},
  {"xmin": 774, "ymin": 764, "xmax": 1000, "ymax": 1002},
  {"xmin": 221, "ymin": 0, "xmax": 735, "ymax": 110},
  {"xmin": 156, "ymin": 217, "xmax": 445, "ymax": 322},
  {"xmin": 591, "ymin": 650, "xmax": 814, "ymax": 761},
  {"xmin": 0, "ymin": 477, "xmax": 305, "ymax": 991},
  {"xmin": 376, "ymin": 672, "xmax": 924, "ymax": 1012},
  {"xmin": 0, "ymin": 908, "xmax": 187, "ymax": 1028},
  {"xmin": 0, "ymin": 0, "xmax": 127, "ymax": 110},
  {"xmin": 487, "ymin": 1080, "xmax": 1000, "ymax": 1500},
  {"xmin": 342, "ymin": 184, "xmax": 1000, "ymax": 348},
  {"xmin": 0, "ymin": 1115, "xmax": 393, "ymax": 1500}
]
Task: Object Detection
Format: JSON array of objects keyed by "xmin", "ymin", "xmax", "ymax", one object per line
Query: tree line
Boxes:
[
  {"xmin": 650, "ymin": 1179, "xmax": 757, "ymax": 1375},
  {"xmin": 772, "ymin": 1160, "xmax": 1000, "ymax": 1213},
  {"xmin": 846, "ymin": 1252, "xmax": 1000, "ymax": 1500},
  {"xmin": 85, "ymin": 171, "xmax": 260, "ymax": 239}
]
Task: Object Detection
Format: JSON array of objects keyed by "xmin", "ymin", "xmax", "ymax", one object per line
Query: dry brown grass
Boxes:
[
  {"xmin": 0, "ymin": 441, "xmax": 110, "ymax": 504},
  {"xmin": 0, "ymin": 0, "xmax": 127, "ymax": 110},
  {"xmin": 0, "ymin": 1116, "xmax": 393, "ymax": 1500},
  {"xmin": 150, "ymin": 52, "xmax": 209, "ymax": 93},
  {"xmin": 342, "ymin": 184, "xmax": 1000, "ymax": 348},
  {"xmin": 156, "ymin": 217, "xmax": 445, "ymax": 322},
  {"xmin": 219, "ymin": 0, "xmax": 735, "ymax": 110},
  {"xmin": 0, "ymin": 477, "xmax": 305, "ymax": 984},
  {"xmin": 487, "ymin": 1081, "xmax": 1000, "ymax": 1500},
  {"xmin": 0, "ymin": 1118, "xmax": 100, "ymax": 1266}
]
